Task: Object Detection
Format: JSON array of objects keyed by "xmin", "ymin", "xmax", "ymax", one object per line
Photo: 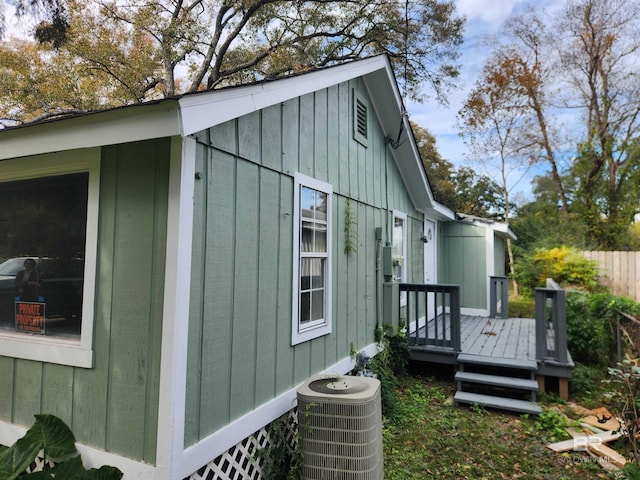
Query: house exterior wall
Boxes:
[
  {"xmin": 439, "ymin": 222, "xmax": 487, "ymax": 310},
  {"xmin": 0, "ymin": 139, "xmax": 169, "ymax": 464},
  {"xmin": 184, "ymin": 78, "xmax": 423, "ymax": 446}
]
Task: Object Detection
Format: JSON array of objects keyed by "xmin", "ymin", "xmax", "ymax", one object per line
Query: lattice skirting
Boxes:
[
  {"xmin": 185, "ymin": 409, "xmax": 297, "ymax": 480},
  {"xmin": 26, "ymin": 449, "xmax": 56, "ymax": 473}
]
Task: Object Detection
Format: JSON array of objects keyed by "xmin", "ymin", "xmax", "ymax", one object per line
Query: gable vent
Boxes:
[
  {"xmin": 353, "ymin": 89, "xmax": 369, "ymax": 147},
  {"xmin": 356, "ymin": 99, "xmax": 368, "ymax": 139}
]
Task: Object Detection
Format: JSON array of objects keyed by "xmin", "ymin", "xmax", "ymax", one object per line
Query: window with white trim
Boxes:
[
  {"xmin": 0, "ymin": 150, "xmax": 99, "ymax": 368},
  {"xmin": 292, "ymin": 173, "xmax": 332, "ymax": 345},
  {"xmin": 392, "ymin": 210, "xmax": 407, "ymax": 306}
]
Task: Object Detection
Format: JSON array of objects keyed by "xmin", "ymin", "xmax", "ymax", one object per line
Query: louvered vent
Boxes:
[
  {"xmin": 297, "ymin": 374, "xmax": 383, "ymax": 480},
  {"xmin": 353, "ymin": 90, "xmax": 369, "ymax": 146},
  {"xmin": 355, "ymin": 99, "xmax": 368, "ymax": 139}
]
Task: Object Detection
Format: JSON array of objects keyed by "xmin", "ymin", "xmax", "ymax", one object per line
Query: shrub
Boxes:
[
  {"xmin": 515, "ymin": 246, "xmax": 602, "ymax": 295},
  {"xmin": 566, "ymin": 291, "xmax": 640, "ymax": 367}
]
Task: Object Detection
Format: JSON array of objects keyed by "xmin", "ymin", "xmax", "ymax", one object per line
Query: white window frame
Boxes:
[
  {"xmin": 392, "ymin": 210, "xmax": 407, "ymax": 306},
  {"xmin": 0, "ymin": 149, "xmax": 100, "ymax": 368},
  {"xmin": 292, "ymin": 173, "xmax": 332, "ymax": 345}
]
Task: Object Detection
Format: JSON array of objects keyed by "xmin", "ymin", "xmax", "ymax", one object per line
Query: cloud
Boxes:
[{"xmin": 456, "ymin": 0, "xmax": 520, "ymax": 28}]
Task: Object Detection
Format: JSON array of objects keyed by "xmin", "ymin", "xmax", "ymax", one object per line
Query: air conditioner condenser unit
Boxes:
[{"xmin": 296, "ymin": 374, "xmax": 383, "ymax": 480}]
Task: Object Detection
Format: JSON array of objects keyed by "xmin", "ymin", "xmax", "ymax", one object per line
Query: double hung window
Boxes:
[{"xmin": 292, "ymin": 173, "xmax": 332, "ymax": 345}]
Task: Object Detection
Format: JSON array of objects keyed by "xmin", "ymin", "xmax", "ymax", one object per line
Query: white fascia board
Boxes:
[
  {"xmin": 493, "ymin": 222, "xmax": 518, "ymax": 241},
  {"xmin": 0, "ymin": 102, "xmax": 182, "ymax": 161},
  {"xmin": 178, "ymin": 56, "xmax": 391, "ymax": 136},
  {"xmin": 362, "ymin": 63, "xmax": 434, "ymax": 213},
  {"xmin": 430, "ymin": 201, "xmax": 456, "ymax": 220}
]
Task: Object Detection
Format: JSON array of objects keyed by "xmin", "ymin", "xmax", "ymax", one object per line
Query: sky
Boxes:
[{"xmin": 407, "ymin": 0, "xmax": 564, "ymax": 203}]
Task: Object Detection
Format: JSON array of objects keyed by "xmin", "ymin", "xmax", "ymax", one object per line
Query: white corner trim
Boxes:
[
  {"xmin": 155, "ymin": 136, "xmax": 196, "ymax": 480},
  {"xmin": 176, "ymin": 342, "xmax": 379, "ymax": 479}
]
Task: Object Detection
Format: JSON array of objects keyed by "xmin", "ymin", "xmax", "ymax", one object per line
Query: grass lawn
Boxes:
[{"xmin": 383, "ymin": 367, "xmax": 619, "ymax": 480}]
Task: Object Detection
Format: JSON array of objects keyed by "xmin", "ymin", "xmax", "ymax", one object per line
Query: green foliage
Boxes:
[
  {"xmin": 0, "ymin": 414, "xmax": 123, "ymax": 480},
  {"xmin": 565, "ymin": 292, "xmax": 612, "ymax": 367},
  {"xmin": 533, "ymin": 409, "xmax": 573, "ymax": 442},
  {"xmin": 506, "ymin": 295, "xmax": 535, "ymax": 318},
  {"xmin": 256, "ymin": 414, "xmax": 301, "ymax": 480},
  {"xmin": 514, "ymin": 246, "xmax": 601, "ymax": 295},
  {"xmin": 569, "ymin": 363, "xmax": 607, "ymax": 402},
  {"xmin": 566, "ymin": 292, "xmax": 640, "ymax": 367},
  {"xmin": 343, "ymin": 198, "xmax": 357, "ymax": 255},
  {"xmin": 371, "ymin": 323, "xmax": 410, "ymax": 422}
]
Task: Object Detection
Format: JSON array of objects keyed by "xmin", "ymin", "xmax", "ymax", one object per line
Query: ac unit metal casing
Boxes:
[{"xmin": 297, "ymin": 374, "xmax": 383, "ymax": 480}]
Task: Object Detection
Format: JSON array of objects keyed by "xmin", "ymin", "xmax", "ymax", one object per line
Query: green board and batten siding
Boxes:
[
  {"xmin": 0, "ymin": 139, "xmax": 168, "ymax": 464},
  {"xmin": 440, "ymin": 222, "xmax": 487, "ymax": 309},
  {"xmin": 185, "ymin": 79, "xmax": 422, "ymax": 446}
]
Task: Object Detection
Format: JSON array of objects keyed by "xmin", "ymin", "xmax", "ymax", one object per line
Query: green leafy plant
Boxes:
[
  {"xmin": 343, "ymin": 198, "xmax": 357, "ymax": 255},
  {"xmin": 533, "ymin": 408, "xmax": 573, "ymax": 442},
  {"xmin": 0, "ymin": 414, "xmax": 123, "ymax": 480},
  {"xmin": 256, "ymin": 413, "xmax": 301, "ymax": 480},
  {"xmin": 371, "ymin": 322, "xmax": 410, "ymax": 422}
]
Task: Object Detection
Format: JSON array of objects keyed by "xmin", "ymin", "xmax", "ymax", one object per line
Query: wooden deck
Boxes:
[
  {"xmin": 410, "ymin": 313, "xmax": 572, "ymax": 376},
  {"xmin": 460, "ymin": 315, "xmax": 536, "ymax": 361}
]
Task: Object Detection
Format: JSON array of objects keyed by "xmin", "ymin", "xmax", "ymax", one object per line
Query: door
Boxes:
[{"xmin": 424, "ymin": 220, "xmax": 436, "ymax": 321}]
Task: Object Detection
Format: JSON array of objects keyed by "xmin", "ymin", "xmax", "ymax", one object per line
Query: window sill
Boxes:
[
  {"xmin": 0, "ymin": 332, "xmax": 94, "ymax": 368},
  {"xmin": 291, "ymin": 322, "xmax": 331, "ymax": 346}
]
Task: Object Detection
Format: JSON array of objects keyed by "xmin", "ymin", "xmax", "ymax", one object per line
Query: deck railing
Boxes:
[
  {"xmin": 400, "ymin": 283, "xmax": 461, "ymax": 353},
  {"xmin": 535, "ymin": 279, "xmax": 568, "ymax": 364},
  {"xmin": 489, "ymin": 276, "xmax": 509, "ymax": 318}
]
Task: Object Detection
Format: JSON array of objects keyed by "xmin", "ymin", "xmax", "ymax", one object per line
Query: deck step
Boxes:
[
  {"xmin": 455, "ymin": 371, "xmax": 539, "ymax": 392},
  {"xmin": 457, "ymin": 353, "xmax": 538, "ymax": 371},
  {"xmin": 454, "ymin": 391, "xmax": 542, "ymax": 415}
]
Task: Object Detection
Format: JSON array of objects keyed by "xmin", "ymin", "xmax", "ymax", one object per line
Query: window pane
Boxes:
[
  {"xmin": 300, "ymin": 187, "xmax": 315, "ymax": 219},
  {"xmin": 300, "ymin": 292, "xmax": 311, "ymax": 325},
  {"xmin": 314, "ymin": 225, "xmax": 327, "ymax": 253},
  {"xmin": 300, "ymin": 258, "xmax": 311, "ymax": 290},
  {"xmin": 311, "ymin": 290, "xmax": 324, "ymax": 322},
  {"xmin": 315, "ymin": 192, "xmax": 327, "ymax": 221},
  {"xmin": 311, "ymin": 260, "xmax": 324, "ymax": 289},
  {"xmin": 0, "ymin": 173, "xmax": 87, "ymax": 339},
  {"xmin": 301, "ymin": 221, "xmax": 314, "ymax": 252},
  {"xmin": 393, "ymin": 217, "xmax": 404, "ymax": 256}
]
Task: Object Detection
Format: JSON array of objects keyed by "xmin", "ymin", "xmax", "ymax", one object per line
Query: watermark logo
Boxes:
[{"xmin": 573, "ymin": 435, "xmax": 602, "ymax": 452}]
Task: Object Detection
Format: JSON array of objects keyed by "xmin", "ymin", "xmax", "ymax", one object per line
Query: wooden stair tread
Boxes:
[
  {"xmin": 454, "ymin": 391, "xmax": 541, "ymax": 415},
  {"xmin": 455, "ymin": 371, "xmax": 538, "ymax": 391},
  {"xmin": 457, "ymin": 353, "xmax": 538, "ymax": 371}
]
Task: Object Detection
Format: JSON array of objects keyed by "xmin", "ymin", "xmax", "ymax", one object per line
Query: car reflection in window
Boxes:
[{"xmin": 0, "ymin": 257, "xmax": 83, "ymax": 338}]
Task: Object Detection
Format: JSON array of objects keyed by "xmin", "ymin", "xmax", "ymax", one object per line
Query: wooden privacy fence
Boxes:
[{"xmin": 582, "ymin": 251, "xmax": 640, "ymax": 301}]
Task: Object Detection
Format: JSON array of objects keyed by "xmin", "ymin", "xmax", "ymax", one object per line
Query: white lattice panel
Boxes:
[{"xmin": 185, "ymin": 411, "xmax": 297, "ymax": 480}]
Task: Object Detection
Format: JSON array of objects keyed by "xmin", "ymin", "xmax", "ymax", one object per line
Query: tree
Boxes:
[
  {"xmin": 413, "ymin": 122, "xmax": 505, "ymax": 219},
  {"xmin": 461, "ymin": 0, "xmax": 640, "ymax": 251},
  {"xmin": 558, "ymin": 0, "xmax": 640, "ymax": 248},
  {"xmin": 0, "ymin": 0, "xmax": 465, "ymax": 125}
]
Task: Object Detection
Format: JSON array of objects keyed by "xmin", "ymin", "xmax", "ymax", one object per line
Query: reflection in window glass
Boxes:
[{"xmin": 0, "ymin": 173, "xmax": 88, "ymax": 339}]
